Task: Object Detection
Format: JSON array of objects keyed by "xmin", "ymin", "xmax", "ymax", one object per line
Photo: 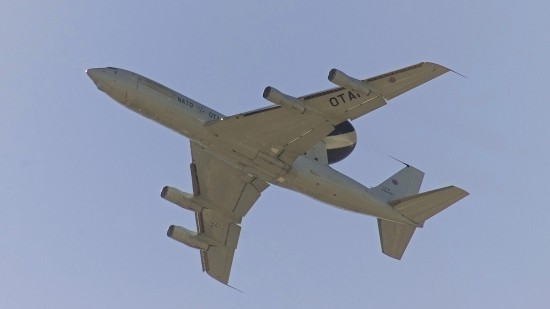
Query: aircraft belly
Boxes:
[
  {"xmin": 124, "ymin": 87, "xmax": 205, "ymax": 140},
  {"xmin": 280, "ymin": 156, "xmax": 409, "ymax": 223}
]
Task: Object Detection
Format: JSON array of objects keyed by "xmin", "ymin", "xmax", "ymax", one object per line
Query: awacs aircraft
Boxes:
[{"xmin": 87, "ymin": 62, "xmax": 468, "ymax": 285}]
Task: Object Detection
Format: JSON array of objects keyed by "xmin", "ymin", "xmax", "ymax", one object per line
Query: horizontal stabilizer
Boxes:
[
  {"xmin": 377, "ymin": 219, "xmax": 416, "ymax": 260},
  {"xmin": 389, "ymin": 186, "xmax": 469, "ymax": 225}
]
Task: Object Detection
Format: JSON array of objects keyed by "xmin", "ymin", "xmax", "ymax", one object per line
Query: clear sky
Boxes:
[{"xmin": 2, "ymin": 1, "xmax": 549, "ymax": 308}]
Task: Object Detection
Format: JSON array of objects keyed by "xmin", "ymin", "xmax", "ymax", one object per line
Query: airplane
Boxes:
[{"xmin": 86, "ymin": 62, "xmax": 468, "ymax": 285}]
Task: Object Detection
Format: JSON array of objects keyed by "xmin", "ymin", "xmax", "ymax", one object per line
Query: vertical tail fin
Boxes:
[{"xmin": 372, "ymin": 165, "xmax": 424, "ymax": 202}]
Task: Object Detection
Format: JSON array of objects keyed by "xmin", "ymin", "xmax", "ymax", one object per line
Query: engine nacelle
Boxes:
[
  {"xmin": 167, "ymin": 225, "xmax": 210, "ymax": 251},
  {"xmin": 263, "ymin": 86, "xmax": 306, "ymax": 113},
  {"xmin": 328, "ymin": 68, "xmax": 378, "ymax": 96},
  {"xmin": 160, "ymin": 186, "xmax": 202, "ymax": 212}
]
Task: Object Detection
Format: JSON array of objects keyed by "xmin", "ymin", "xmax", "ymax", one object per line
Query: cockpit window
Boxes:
[{"xmin": 107, "ymin": 67, "xmax": 118, "ymax": 70}]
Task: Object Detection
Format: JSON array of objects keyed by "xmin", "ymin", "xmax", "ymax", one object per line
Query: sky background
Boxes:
[{"xmin": 2, "ymin": 1, "xmax": 549, "ymax": 308}]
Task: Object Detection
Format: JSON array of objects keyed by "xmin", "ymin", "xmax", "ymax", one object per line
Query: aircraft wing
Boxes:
[
  {"xmin": 190, "ymin": 141, "xmax": 269, "ymax": 284},
  {"xmin": 300, "ymin": 62, "xmax": 450, "ymax": 121},
  {"xmin": 205, "ymin": 106, "xmax": 336, "ymax": 171},
  {"xmin": 205, "ymin": 62, "xmax": 450, "ymax": 169}
]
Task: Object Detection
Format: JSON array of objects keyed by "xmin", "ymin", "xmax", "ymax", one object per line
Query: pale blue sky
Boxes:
[{"xmin": 2, "ymin": 1, "xmax": 549, "ymax": 308}]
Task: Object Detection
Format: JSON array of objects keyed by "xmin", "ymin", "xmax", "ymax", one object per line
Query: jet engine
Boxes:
[
  {"xmin": 160, "ymin": 186, "xmax": 202, "ymax": 212},
  {"xmin": 328, "ymin": 68, "xmax": 379, "ymax": 95},
  {"xmin": 263, "ymin": 86, "xmax": 306, "ymax": 112},
  {"xmin": 167, "ymin": 225, "xmax": 209, "ymax": 250},
  {"xmin": 323, "ymin": 120, "xmax": 357, "ymax": 164}
]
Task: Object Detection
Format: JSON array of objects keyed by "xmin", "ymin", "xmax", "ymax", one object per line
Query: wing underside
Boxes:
[
  {"xmin": 205, "ymin": 106, "xmax": 336, "ymax": 168},
  {"xmin": 190, "ymin": 141, "xmax": 268, "ymax": 284},
  {"xmin": 204, "ymin": 62, "xmax": 450, "ymax": 171},
  {"xmin": 300, "ymin": 62, "xmax": 451, "ymax": 119}
]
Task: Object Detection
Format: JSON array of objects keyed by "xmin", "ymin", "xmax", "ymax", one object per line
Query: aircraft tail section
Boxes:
[
  {"xmin": 374, "ymin": 165, "xmax": 468, "ymax": 259},
  {"xmin": 377, "ymin": 185, "xmax": 469, "ymax": 259},
  {"xmin": 389, "ymin": 186, "xmax": 469, "ymax": 225},
  {"xmin": 372, "ymin": 165, "xmax": 424, "ymax": 202}
]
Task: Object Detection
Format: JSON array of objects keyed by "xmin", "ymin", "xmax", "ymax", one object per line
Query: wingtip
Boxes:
[
  {"xmin": 422, "ymin": 62, "xmax": 467, "ymax": 79},
  {"xmin": 447, "ymin": 185, "xmax": 470, "ymax": 200}
]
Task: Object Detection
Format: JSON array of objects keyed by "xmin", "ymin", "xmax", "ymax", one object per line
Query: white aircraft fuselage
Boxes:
[{"xmin": 87, "ymin": 67, "xmax": 416, "ymax": 226}]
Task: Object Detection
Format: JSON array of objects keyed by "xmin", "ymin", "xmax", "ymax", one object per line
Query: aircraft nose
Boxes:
[
  {"xmin": 86, "ymin": 68, "xmax": 101, "ymax": 82},
  {"xmin": 86, "ymin": 68, "xmax": 109, "ymax": 91}
]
